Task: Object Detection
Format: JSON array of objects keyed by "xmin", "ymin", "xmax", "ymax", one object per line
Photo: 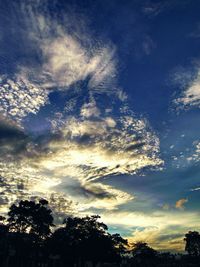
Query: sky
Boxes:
[{"xmin": 0, "ymin": 0, "xmax": 200, "ymax": 252}]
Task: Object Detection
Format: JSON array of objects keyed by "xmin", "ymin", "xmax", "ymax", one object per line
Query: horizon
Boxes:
[{"xmin": 0, "ymin": 0, "xmax": 200, "ymax": 253}]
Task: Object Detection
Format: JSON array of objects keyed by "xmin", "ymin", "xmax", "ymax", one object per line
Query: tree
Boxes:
[
  {"xmin": 131, "ymin": 242, "xmax": 158, "ymax": 266},
  {"xmin": 0, "ymin": 215, "xmax": 8, "ymax": 235},
  {"xmin": 184, "ymin": 231, "xmax": 200, "ymax": 257},
  {"xmin": 0, "ymin": 215, "xmax": 9, "ymax": 263},
  {"xmin": 7, "ymin": 199, "xmax": 54, "ymax": 239},
  {"xmin": 48, "ymin": 215, "xmax": 127, "ymax": 265}
]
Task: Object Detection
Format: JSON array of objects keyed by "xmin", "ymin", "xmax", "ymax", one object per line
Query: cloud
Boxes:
[
  {"xmin": 0, "ymin": 0, "xmax": 119, "ymax": 125},
  {"xmin": 128, "ymin": 227, "xmax": 184, "ymax": 252},
  {"xmin": 175, "ymin": 198, "xmax": 188, "ymax": 210},
  {"xmin": 142, "ymin": 0, "xmax": 191, "ymax": 18},
  {"xmin": 46, "ymin": 114, "xmax": 162, "ymax": 181},
  {"xmin": 190, "ymin": 187, "xmax": 200, "ymax": 191},
  {"xmin": 0, "ymin": 118, "xmax": 26, "ymax": 141},
  {"xmin": 39, "ymin": 36, "xmax": 117, "ymax": 93},
  {"xmin": 162, "ymin": 203, "xmax": 170, "ymax": 210},
  {"xmin": 142, "ymin": 1, "xmax": 169, "ymax": 17},
  {"xmin": 0, "ymin": 74, "xmax": 48, "ymax": 124},
  {"xmin": 102, "ymin": 209, "xmax": 200, "ymax": 252},
  {"xmin": 0, "ymin": 0, "xmax": 198, "ymax": 253},
  {"xmin": 80, "ymin": 100, "xmax": 101, "ymax": 118},
  {"xmin": 174, "ymin": 68, "xmax": 200, "ymax": 109},
  {"xmin": 186, "ymin": 141, "xmax": 200, "ymax": 163},
  {"xmin": 22, "ymin": 111, "xmax": 161, "ymax": 210},
  {"xmin": 64, "ymin": 182, "xmax": 133, "ymax": 210},
  {"xmin": 142, "ymin": 35, "xmax": 156, "ymax": 55},
  {"xmin": 0, "ymin": 118, "xmax": 28, "ymax": 159},
  {"xmin": 17, "ymin": 2, "xmax": 118, "ymax": 97},
  {"xmin": 0, "ymin": 0, "xmax": 162, "ymax": 216},
  {"xmin": 0, "ymin": 108, "xmax": 162, "ymax": 212}
]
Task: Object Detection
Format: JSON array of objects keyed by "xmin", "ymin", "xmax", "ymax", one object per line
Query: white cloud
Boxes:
[
  {"xmin": 0, "ymin": 1, "xmax": 124, "ymax": 126},
  {"xmin": 0, "ymin": 0, "xmax": 163, "ymax": 215},
  {"xmin": 0, "ymin": 0, "xmax": 121, "ymax": 125},
  {"xmin": 186, "ymin": 141, "xmax": 200, "ymax": 163},
  {"xmin": 80, "ymin": 100, "xmax": 101, "ymax": 118},
  {"xmin": 102, "ymin": 209, "xmax": 200, "ymax": 251},
  {"xmin": 38, "ymin": 37, "xmax": 117, "ymax": 94},
  {"xmin": 19, "ymin": 5, "xmax": 118, "ymax": 97},
  {"xmin": 0, "ymin": 110, "xmax": 162, "ymax": 212},
  {"xmin": 174, "ymin": 69, "xmax": 200, "ymax": 109},
  {"xmin": 128, "ymin": 227, "xmax": 184, "ymax": 252},
  {"xmin": 25, "ymin": 112, "xmax": 161, "ymax": 209},
  {"xmin": 0, "ymin": 74, "xmax": 48, "ymax": 124},
  {"xmin": 190, "ymin": 187, "xmax": 200, "ymax": 191}
]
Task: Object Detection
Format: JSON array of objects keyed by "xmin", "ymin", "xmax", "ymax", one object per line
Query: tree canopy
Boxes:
[
  {"xmin": 0, "ymin": 199, "xmax": 199, "ymax": 267},
  {"xmin": 7, "ymin": 199, "xmax": 54, "ymax": 239},
  {"xmin": 48, "ymin": 215, "xmax": 127, "ymax": 265},
  {"xmin": 184, "ymin": 231, "xmax": 200, "ymax": 257},
  {"xmin": 132, "ymin": 241, "xmax": 157, "ymax": 256}
]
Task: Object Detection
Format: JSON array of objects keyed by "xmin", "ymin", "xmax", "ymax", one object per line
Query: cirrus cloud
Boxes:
[{"xmin": 0, "ymin": 0, "xmax": 163, "ymax": 217}]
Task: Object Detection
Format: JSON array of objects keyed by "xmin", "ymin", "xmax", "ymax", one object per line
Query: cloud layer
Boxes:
[
  {"xmin": 102, "ymin": 209, "xmax": 200, "ymax": 252},
  {"xmin": 0, "ymin": 0, "xmax": 162, "ymax": 227}
]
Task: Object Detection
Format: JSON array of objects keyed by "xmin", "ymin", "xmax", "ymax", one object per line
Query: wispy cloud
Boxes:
[
  {"xmin": 190, "ymin": 187, "xmax": 200, "ymax": 191},
  {"xmin": 0, "ymin": 0, "xmax": 163, "ymax": 215},
  {"xmin": 19, "ymin": 2, "xmax": 118, "ymax": 96},
  {"xmin": 0, "ymin": 105, "xmax": 162, "ymax": 212},
  {"xmin": 0, "ymin": 0, "xmax": 119, "ymax": 125},
  {"xmin": 39, "ymin": 36, "xmax": 117, "ymax": 93},
  {"xmin": 175, "ymin": 198, "xmax": 188, "ymax": 210},
  {"xmin": 142, "ymin": 2, "xmax": 167, "ymax": 17},
  {"xmin": 102, "ymin": 209, "xmax": 200, "ymax": 252},
  {"xmin": 142, "ymin": 0, "xmax": 191, "ymax": 18},
  {"xmin": 174, "ymin": 67, "xmax": 200, "ymax": 109}
]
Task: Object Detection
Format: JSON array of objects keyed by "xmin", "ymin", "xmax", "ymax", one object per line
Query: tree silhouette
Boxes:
[
  {"xmin": 1, "ymin": 198, "xmax": 200, "ymax": 266},
  {"xmin": 7, "ymin": 199, "xmax": 54, "ymax": 239},
  {"xmin": 184, "ymin": 231, "xmax": 200, "ymax": 257},
  {"xmin": 0, "ymin": 215, "xmax": 9, "ymax": 264},
  {"xmin": 48, "ymin": 215, "xmax": 127, "ymax": 265},
  {"xmin": 131, "ymin": 241, "xmax": 158, "ymax": 266}
]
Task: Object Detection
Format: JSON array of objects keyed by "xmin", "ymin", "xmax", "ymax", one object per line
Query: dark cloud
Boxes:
[
  {"xmin": 156, "ymin": 233, "xmax": 183, "ymax": 242},
  {"xmin": 0, "ymin": 119, "xmax": 26, "ymax": 140},
  {"xmin": 0, "ymin": 118, "xmax": 28, "ymax": 157},
  {"xmin": 75, "ymin": 183, "xmax": 116, "ymax": 200},
  {"xmin": 57, "ymin": 180, "xmax": 116, "ymax": 201},
  {"xmin": 73, "ymin": 134, "xmax": 93, "ymax": 145},
  {"xmin": 125, "ymin": 142, "xmax": 145, "ymax": 152}
]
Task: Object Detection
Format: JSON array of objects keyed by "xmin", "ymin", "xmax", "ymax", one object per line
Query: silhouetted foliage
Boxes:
[
  {"xmin": 184, "ymin": 231, "xmax": 200, "ymax": 257},
  {"xmin": 48, "ymin": 215, "xmax": 127, "ymax": 265},
  {"xmin": 8, "ymin": 199, "xmax": 54, "ymax": 239},
  {"xmin": 132, "ymin": 241, "xmax": 157, "ymax": 257},
  {"xmin": 131, "ymin": 241, "xmax": 158, "ymax": 266},
  {"xmin": 0, "ymin": 199, "xmax": 200, "ymax": 266}
]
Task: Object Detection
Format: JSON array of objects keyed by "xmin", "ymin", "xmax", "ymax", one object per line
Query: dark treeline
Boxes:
[{"xmin": 0, "ymin": 199, "xmax": 200, "ymax": 267}]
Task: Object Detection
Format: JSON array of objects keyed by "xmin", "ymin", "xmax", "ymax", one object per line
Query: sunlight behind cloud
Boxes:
[
  {"xmin": 0, "ymin": 0, "xmax": 162, "ymax": 220},
  {"xmin": 102, "ymin": 210, "xmax": 200, "ymax": 252}
]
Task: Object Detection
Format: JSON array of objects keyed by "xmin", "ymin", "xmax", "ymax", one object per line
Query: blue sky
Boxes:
[{"xmin": 1, "ymin": 0, "xmax": 200, "ymax": 252}]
